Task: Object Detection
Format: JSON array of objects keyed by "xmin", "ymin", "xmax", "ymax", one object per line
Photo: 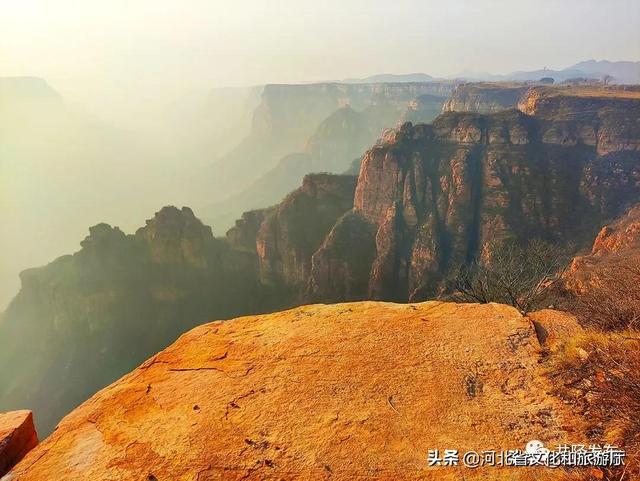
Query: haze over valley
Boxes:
[{"xmin": 1, "ymin": 4, "xmax": 640, "ymax": 478}]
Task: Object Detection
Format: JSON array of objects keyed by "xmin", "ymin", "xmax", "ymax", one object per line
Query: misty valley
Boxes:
[{"xmin": 1, "ymin": 15, "xmax": 640, "ymax": 477}]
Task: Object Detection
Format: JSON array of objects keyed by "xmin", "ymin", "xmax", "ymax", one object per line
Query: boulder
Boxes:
[{"xmin": 0, "ymin": 411, "xmax": 38, "ymax": 477}]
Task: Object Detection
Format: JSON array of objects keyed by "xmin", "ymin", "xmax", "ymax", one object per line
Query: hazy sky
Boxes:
[{"xmin": 1, "ymin": 0, "xmax": 639, "ymax": 119}]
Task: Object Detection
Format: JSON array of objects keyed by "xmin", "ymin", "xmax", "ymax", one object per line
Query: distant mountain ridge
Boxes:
[
  {"xmin": 0, "ymin": 76, "xmax": 63, "ymax": 106},
  {"xmin": 195, "ymin": 81, "xmax": 455, "ymax": 212},
  {"xmin": 457, "ymin": 59, "xmax": 640, "ymax": 84},
  {"xmin": 568, "ymin": 59, "xmax": 640, "ymax": 83},
  {"xmin": 202, "ymin": 92, "xmax": 449, "ymax": 233},
  {"xmin": 330, "ymin": 60, "xmax": 640, "ymax": 85},
  {"xmin": 342, "ymin": 73, "xmax": 436, "ymax": 83}
]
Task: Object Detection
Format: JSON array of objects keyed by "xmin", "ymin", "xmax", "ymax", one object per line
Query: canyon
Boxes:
[
  {"xmin": 200, "ymin": 82, "xmax": 454, "ymax": 231},
  {"xmin": 1, "ymin": 83, "xmax": 639, "ymax": 440}
]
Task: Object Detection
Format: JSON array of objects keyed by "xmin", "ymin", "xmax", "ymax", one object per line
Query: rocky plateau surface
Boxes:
[{"xmin": 6, "ymin": 302, "xmax": 586, "ymax": 481}]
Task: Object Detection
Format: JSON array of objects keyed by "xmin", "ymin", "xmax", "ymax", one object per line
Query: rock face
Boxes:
[
  {"xmin": 518, "ymin": 86, "xmax": 640, "ymax": 155},
  {"xmin": 442, "ymin": 83, "xmax": 530, "ymax": 113},
  {"xmin": 135, "ymin": 206, "xmax": 214, "ymax": 268},
  {"xmin": 445, "ymin": 84, "xmax": 640, "ymax": 156},
  {"xmin": 309, "ymin": 106, "xmax": 640, "ymax": 301},
  {"xmin": 7, "ymin": 302, "xmax": 584, "ymax": 481},
  {"xmin": 565, "ymin": 205, "xmax": 640, "ymax": 293},
  {"xmin": 0, "ymin": 207, "xmax": 261, "ymax": 437},
  {"xmin": 307, "ymin": 211, "xmax": 378, "ymax": 301},
  {"xmin": 205, "ymin": 81, "xmax": 455, "ymax": 204},
  {"xmin": 254, "ymin": 174, "xmax": 357, "ymax": 298},
  {"xmin": 0, "ymin": 411, "xmax": 38, "ymax": 477},
  {"xmin": 589, "ymin": 206, "xmax": 640, "ymax": 255}
]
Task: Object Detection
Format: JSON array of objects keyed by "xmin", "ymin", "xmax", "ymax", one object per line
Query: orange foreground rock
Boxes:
[
  {"xmin": 0, "ymin": 411, "xmax": 38, "ymax": 477},
  {"xmin": 8, "ymin": 302, "xmax": 587, "ymax": 480}
]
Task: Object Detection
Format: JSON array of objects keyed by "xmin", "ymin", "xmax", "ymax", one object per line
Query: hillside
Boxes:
[{"xmin": 6, "ymin": 301, "xmax": 586, "ymax": 481}]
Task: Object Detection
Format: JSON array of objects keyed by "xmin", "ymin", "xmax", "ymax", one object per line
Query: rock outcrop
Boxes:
[
  {"xmin": 0, "ymin": 207, "xmax": 261, "ymax": 437},
  {"xmin": 135, "ymin": 206, "xmax": 214, "ymax": 268},
  {"xmin": 309, "ymin": 106, "xmax": 640, "ymax": 301},
  {"xmin": 0, "ymin": 411, "xmax": 38, "ymax": 477},
  {"xmin": 6, "ymin": 302, "xmax": 585, "ymax": 481},
  {"xmin": 254, "ymin": 174, "xmax": 357, "ymax": 298},
  {"xmin": 565, "ymin": 205, "xmax": 640, "ymax": 293},
  {"xmin": 205, "ymin": 81, "xmax": 455, "ymax": 204},
  {"xmin": 442, "ymin": 83, "xmax": 530, "ymax": 113}
]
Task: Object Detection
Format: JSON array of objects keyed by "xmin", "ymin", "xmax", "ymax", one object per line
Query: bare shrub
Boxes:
[
  {"xmin": 451, "ymin": 239, "xmax": 569, "ymax": 314},
  {"xmin": 549, "ymin": 256, "xmax": 640, "ymax": 480},
  {"xmin": 548, "ymin": 331, "xmax": 640, "ymax": 481},
  {"xmin": 569, "ymin": 258, "xmax": 640, "ymax": 330}
]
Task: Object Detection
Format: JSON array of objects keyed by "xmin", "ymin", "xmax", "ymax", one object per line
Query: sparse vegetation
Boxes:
[
  {"xmin": 569, "ymin": 258, "xmax": 640, "ymax": 330},
  {"xmin": 548, "ymin": 331, "xmax": 640, "ymax": 481},
  {"xmin": 549, "ymin": 258, "xmax": 640, "ymax": 480},
  {"xmin": 451, "ymin": 239, "xmax": 569, "ymax": 314}
]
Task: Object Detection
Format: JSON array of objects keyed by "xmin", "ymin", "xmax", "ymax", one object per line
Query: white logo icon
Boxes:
[{"xmin": 525, "ymin": 440, "xmax": 550, "ymax": 461}]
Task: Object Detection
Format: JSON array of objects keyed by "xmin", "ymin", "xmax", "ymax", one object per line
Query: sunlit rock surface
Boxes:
[{"xmin": 8, "ymin": 302, "xmax": 583, "ymax": 481}]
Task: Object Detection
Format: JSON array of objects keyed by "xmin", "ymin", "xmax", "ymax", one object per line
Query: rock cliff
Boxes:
[
  {"xmin": 202, "ymin": 82, "xmax": 454, "ymax": 203},
  {"xmin": 442, "ymin": 83, "xmax": 530, "ymax": 113},
  {"xmin": 564, "ymin": 205, "xmax": 640, "ymax": 294},
  {"xmin": 0, "ymin": 207, "xmax": 261, "ymax": 436},
  {"xmin": 517, "ymin": 86, "xmax": 640, "ymax": 155},
  {"xmin": 0, "ymin": 411, "xmax": 37, "ymax": 477},
  {"xmin": 445, "ymin": 84, "xmax": 640, "ymax": 155},
  {"xmin": 6, "ymin": 302, "xmax": 586, "ymax": 481},
  {"xmin": 254, "ymin": 174, "xmax": 357, "ymax": 298},
  {"xmin": 309, "ymin": 106, "xmax": 640, "ymax": 301}
]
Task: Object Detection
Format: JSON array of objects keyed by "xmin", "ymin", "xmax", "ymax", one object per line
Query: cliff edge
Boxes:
[
  {"xmin": 7, "ymin": 302, "xmax": 585, "ymax": 481},
  {"xmin": 0, "ymin": 411, "xmax": 38, "ymax": 477}
]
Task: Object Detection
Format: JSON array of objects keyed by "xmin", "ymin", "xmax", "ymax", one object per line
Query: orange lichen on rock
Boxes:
[
  {"xmin": 8, "ymin": 302, "xmax": 586, "ymax": 480},
  {"xmin": 0, "ymin": 411, "xmax": 38, "ymax": 477}
]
